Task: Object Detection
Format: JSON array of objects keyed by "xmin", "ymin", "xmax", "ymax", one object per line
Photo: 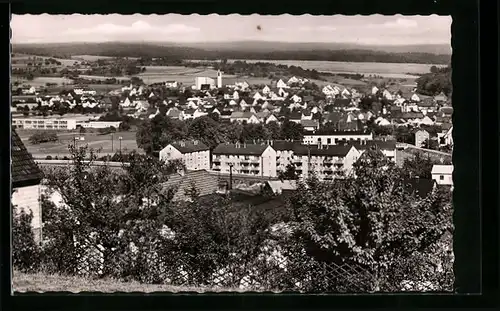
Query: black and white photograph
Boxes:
[{"xmin": 10, "ymin": 14, "xmax": 454, "ymax": 293}]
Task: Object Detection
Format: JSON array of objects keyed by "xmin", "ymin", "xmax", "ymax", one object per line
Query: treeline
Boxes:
[
  {"xmin": 415, "ymin": 65, "xmax": 452, "ymax": 96},
  {"xmin": 13, "ymin": 43, "xmax": 451, "ymax": 64}
]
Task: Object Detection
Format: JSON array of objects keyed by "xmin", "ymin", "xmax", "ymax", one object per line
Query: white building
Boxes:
[
  {"xmin": 217, "ymin": 70, "xmax": 222, "ymax": 88},
  {"xmin": 195, "ymin": 77, "xmax": 215, "ymax": 90},
  {"xmin": 431, "ymin": 165, "xmax": 453, "ymax": 186},
  {"xmin": 159, "ymin": 141, "xmax": 211, "ymax": 171},
  {"xmin": 212, "ymin": 142, "xmax": 277, "ymax": 177},
  {"xmin": 79, "ymin": 121, "xmax": 122, "ymax": 129},
  {"xmin": 291, "ymin": 144, "xmax": 361, "ymax": 181},
  {"xmin": 12, "ymin": 117, "xmax": 78, "ymax": 130},
  {"xmin": 303, "ymin": 131, "xmax": 373, "ymax": 146}
]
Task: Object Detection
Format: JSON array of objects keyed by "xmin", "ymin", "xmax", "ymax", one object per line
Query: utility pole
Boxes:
[
  {"xmin": 111, "ymin": 133, "xmax": 114, "ymax": 153},
  {"xmin": 229, "ymin": 163, "xmax": 233, "ymax": 190},
  {"xmin": 119, "ymin": 136, "xmax": 123, "ymax": 154}
]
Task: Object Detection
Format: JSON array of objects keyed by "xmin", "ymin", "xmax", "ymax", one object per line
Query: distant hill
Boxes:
[{"xmin": 12, "ymin": 41, "xmax": 451, "ymax": 64}]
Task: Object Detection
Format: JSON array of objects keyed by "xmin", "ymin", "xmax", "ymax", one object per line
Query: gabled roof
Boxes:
[
  {"xmin": 431, "ymin": 165, "xmax": 453, "ymax": 175},
  {"xmin": 11, "ymin": 130, "xmax": 43, "ymax": 185},
  {"xmin": 271, "ymin": 140, "xmax": 301, "ymax": 151},
  {"xmin": 230, "ymin": 111, "xmax": 254, "ymax": 119},
  {"xmin": 213, "ymin": 143, "xmax": 271, "ymax": 156},
  {"xmin": 160, "ymin": 170, "xmax": 219, "ymax": 202},
  {"xmin": 170, "ymin": 141, "xmax": 210, "ymax": 153},
  {"xmin": 293, "ymin": 145, "xmax": 355, "ymax": 157}
]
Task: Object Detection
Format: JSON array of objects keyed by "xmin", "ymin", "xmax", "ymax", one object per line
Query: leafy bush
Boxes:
[
  {"xmin": 29, "ymin": 131, "xmax": 58, "ymax": 145},
  {"xmin": 12, "ymin": 206, "xmax": 40, "ymax": 273}
]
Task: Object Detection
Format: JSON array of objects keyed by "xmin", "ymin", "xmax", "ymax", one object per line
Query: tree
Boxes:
[
  {"xmin": 278, "ymin": 164, "xmax": 299, "ymax": 181},
  {"xmin": 420, "ymin": 138, "xmax": 439, "ymax": 151},
  {"xmin": 12, "ymin": 206, "xmax": 40, "ymax": 272},
  {"xmin": 265, "ymin": 121, "xmax": 281, "ymax": 140},
  {"xmin": 187, "ymin": 116, "xmax": 225, "ymax": 150},
  {"xmin": 280, "ymin": 120, "xmax": 304, "ymax": 140},
  {"xmin": 286, "ymin": 149, "xmax": 453, "ymax": 291},
  {"xmin": 401, "ymin": 152, "xmax": 434, "ymax": 179},
  {"xmin": 29, "ymin": 131, "xmax": 58, "ymax": 145}
]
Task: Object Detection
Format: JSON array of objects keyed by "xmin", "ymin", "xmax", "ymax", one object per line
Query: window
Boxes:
[
  {"xmin": 327, "ymin": 138, "xmax": 331, "ymax": 144},
  {"xmin": 440, "ymin": 175, "xmax": 444, "ymax": 180}
]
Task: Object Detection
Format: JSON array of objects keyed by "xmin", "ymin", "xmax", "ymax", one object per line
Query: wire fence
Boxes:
[{"xmin": 64, "ymin": 237, "xmax": 395, "ymax": 292}]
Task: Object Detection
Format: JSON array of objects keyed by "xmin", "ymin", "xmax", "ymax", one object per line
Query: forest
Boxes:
[{"xmin": 13, "ymin": 42, "xmax": 451, "ymax": 64}]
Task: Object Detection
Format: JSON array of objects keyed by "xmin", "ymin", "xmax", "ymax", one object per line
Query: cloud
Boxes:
[
  {"xmin": 381, "ymin": 18, "xmax": 418, "ymax": 28},
  {"xmin": 63, "ymin": 21, "xmax": 200, "ymax": 36}
]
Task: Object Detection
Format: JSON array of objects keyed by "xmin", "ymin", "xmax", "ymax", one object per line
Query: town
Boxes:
[{"xmin": 11, "ymin": 14, "xmax": 454, "ymax": 294}]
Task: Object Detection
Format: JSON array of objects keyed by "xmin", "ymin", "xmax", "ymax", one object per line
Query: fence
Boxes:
[{"xmin": 49, "ymin": 236, "xmax": 389, "ymax": 293}]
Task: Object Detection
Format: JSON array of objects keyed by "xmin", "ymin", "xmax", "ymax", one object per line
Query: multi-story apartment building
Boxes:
[
  {"xmin": 303, "ymin": 130, "xmax": 373, "ymax": 146},
  {"xmin": 159, "ymin": 140, "xmax": 211, "ymax": 171},
  {"xmin": 270, "ymin": 140, "xmax": 298, "ymax": 173},
  {"xmin": 212, "ymin": 142, "xmax": 277, "ymax": 177},
  {"xmin": 291, "ymin": 143, "xmax": 361, "ymax": 181}
]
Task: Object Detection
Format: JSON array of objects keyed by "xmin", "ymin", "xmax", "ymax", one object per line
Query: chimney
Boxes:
[{"xmin": 243, "ymin": 142, "xmax": 247, "ymax": 148}]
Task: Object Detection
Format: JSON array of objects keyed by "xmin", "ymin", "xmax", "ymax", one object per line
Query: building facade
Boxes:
[
  {"xmin": 12, "ymin": 117, "xmax": 78, "ymax": 130},
  {"xmin": 303, "ymin": 131, "xmax": 373, "ymax": 146},
  {"xmin": 212, "ymin": 143, "xmax": 277, "ymax": 177},
  {"xmin": 431, "ymin": 165, "xmax": 454, "ymax": 186},
  {"xmin": 159, "ymin": 141, "xmax": 211, "ymax": 171},
  {"xmin": 291, "ymin": 144, "xmax": 361, "ymax": 181},
  {"xmin": 415, "ymin": 130, "xmax": 430, "ymax": 148}
]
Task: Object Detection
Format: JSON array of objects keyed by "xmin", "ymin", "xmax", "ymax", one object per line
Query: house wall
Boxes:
[
  {"xmin": 12, "ymin": 184, "xmax": 42, "ymax": 243},
  {"xmin": 276, "ymin": 150, "xmax": 294, "ymax": 172},
  {"xmin": 261, "ymin": 146, "xmax": 277, "ymax": 177},
  {"xmin": 432, "ymin": 173, "xmax": 453, "ymax": 186},
  {"xmin": 159, "ymin": 145, "xmax": 183, "ymax": 163},
  {"xmin": 184, "ymin": 150, "xmax": 211, "ymax": 171},
  {"xmin": 415, "ymin": 131, "xmax": 430, "ymax": 148}
]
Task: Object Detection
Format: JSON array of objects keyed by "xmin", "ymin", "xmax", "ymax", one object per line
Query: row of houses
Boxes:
[{"xmin": 159, "ymin": 135, "xmax": 397, "ymax": 181}]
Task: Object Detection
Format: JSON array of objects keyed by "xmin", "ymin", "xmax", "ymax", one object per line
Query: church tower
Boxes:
[{"xmin": 217, "ymin": 70, "xmax": 222, "ymax": 88}]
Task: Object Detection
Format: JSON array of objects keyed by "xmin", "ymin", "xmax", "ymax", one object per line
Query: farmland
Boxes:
[
  {"xmin": 12, "ymin": 76, "xmax": 74, "ymax": 87},
  {"xmin": 17, "ymin": 130, "xmax": 142, "ymax": 159},
  {"xmin": 225, "ymin": 59, "xmax": 441, "ymax": 79}
]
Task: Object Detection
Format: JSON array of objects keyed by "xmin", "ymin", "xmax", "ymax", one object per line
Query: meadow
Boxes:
[
  {"xmin": 225, "ymin": 59, "xmax": 440, "ymax": 79},
  {"xmin": 17, "ymin": 130, "xmax": 141, "ymax": 158},
  {"xmin": 12, "ymin": 76, "xmax": 74, "ymax": 87},
  {"xmin": 71, "ymin": 55, "xmax": 139, "ymax": 61}
]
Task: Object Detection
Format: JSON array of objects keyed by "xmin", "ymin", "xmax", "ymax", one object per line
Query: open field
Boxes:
[
  {"xmin": 17, "ymin": 130, "xmax": 141, "ymax": 158},
  {"xmin": 226, "ymin": 59, "xmax": 440, "ymax": 78},
  {"xmin": 11, "ymin": 76, "xmax": 74, "ymax": 87},
  {"xmin": 12, "ymin": 53, "xmax": 77, "ymax": 66},
  {"xmin": 12, "ymin": 270, "xmax": 249, "ymax": 293}
]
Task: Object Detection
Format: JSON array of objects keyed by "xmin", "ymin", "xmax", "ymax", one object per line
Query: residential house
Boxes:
[
  {"xmin": 431, "ymin": 165, "xmax": 454, "ymax": 186},
  {"xmin": 11, "ymin": 130, "xmax": 44, "ymax": 244},
  {"xmin": 230, "ymin": 111, "xmax": 260, "ymax": 124},
  {"xmin": 160, "ymin": 170, "xmax": 219, "ymax": 202},
  {"xmin": 276, "ymin": 79, "xmax": 288, "ymax": 89},
  {"xmin": 262, "ymin": 85, "xmax": 271, "ymax": 95},
  {"xmin": 264, "ymin": 180, "xmax": 297, "ymax": 195},
  {"xmin": 415, "ymin": 129, "xmax": 430, "ymax": 148},
  {"xmin": 411, "ymin": 93, "xmax": 421, "ymax": 102},
  {"xmin": 193, "ymin": 108, "xmax": 208, "ymax": 119},
  {"xmin": 166, "ymin": 107, "xmax": 184, "ymax": 120},
  {"xmin": 159, "ymin": 140, "xmax": 211, "ymax": 171},
  {"xmin": 212, "ymin": 142, "xmax": 277, "ymax": 177},
  {"xmin": 348, "ymin": 139, "xmax": 397, "ymax": 163},
  {"xmin": 434, "ymin": 92, "xmax": 448, "ymax": 103},
  {"xmin": 371, "ymin": 86, "xmax": 379, "ymax": 95},
  {"xmin": 301, "ymin": 119, "xmax": 320, "ymax": 132},
  {"xmin": 266, "ymin": 114, "xmax": 280, "ymax": 124},
  {"xmin": 165, "ymin": 81, "xmax": 179, "ymax": 88},
  {"xmin": 253, "ymin": 92, "xmax": 264, "ymax": 101},
  {"xmin": 292, "ymin": 144, "xmax": 361, "ymax": 181},
  {"xmin": 438, "ymin": 126, "xmax": 453, "ymax": 147},
  {"xmin": 287, "ymin": 76, "xmax": 300, "ymax": 85},
  {"xmin": 382, "ymin": 89, "xmax": 394, "ymax": 100}
]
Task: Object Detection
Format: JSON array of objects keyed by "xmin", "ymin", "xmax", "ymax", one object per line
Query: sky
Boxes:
[{"xmin": 11, "ymin": 14, "xmax": 452, "ymax": 45}]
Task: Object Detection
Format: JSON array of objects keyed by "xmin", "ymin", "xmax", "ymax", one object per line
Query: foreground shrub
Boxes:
[{"xmin": 12, "ymin": 207, "xmax": 40, "ymax": 273}]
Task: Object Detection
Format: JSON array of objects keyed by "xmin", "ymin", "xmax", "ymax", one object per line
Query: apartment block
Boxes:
[
  {"xmin": 212, "ymin": 142, "xmax": 277, "ymax": 177},
  {"xmin": 291, "ymin": 143, "xmax": 361, "ymax": 181},
  {"xmin": 12, "ymin": 117, "xmax": 78, "ymax": 130},
  {"xmin": 159, "ymin": 140, "xmax": 211, "ymax": 171},
  {"xmin": 303, "ymin": 130, "xmax": 373, "ymax": 146}
]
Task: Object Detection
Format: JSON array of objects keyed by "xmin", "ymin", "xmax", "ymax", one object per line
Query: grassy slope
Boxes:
[{"xmin": 12, "ymin": 270, "xmax": 247, "ymax": 293}]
